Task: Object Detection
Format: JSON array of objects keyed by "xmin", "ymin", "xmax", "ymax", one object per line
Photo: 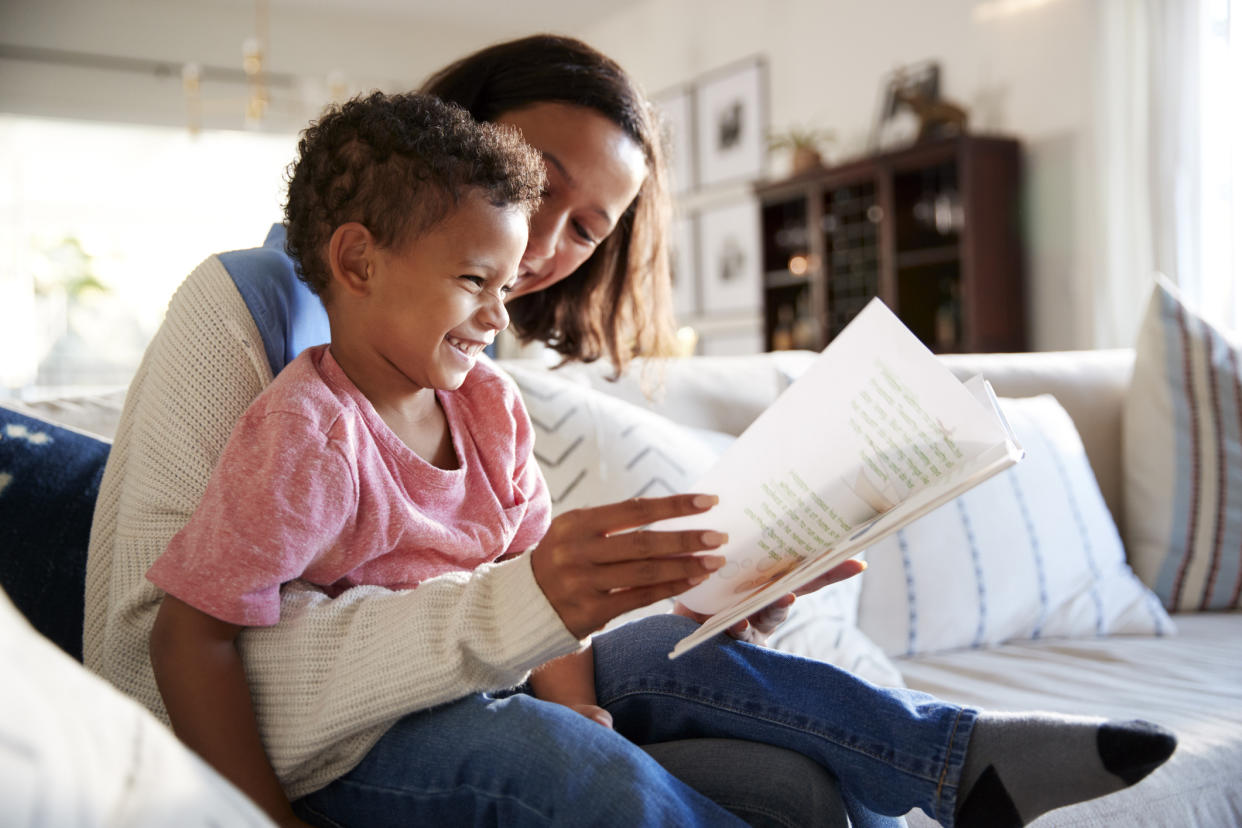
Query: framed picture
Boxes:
[
  {"xmin": 653, "ymin": 86, "xmax": 695, "ymax": 195},
  {"xmin": 869, "ymin": 61, "xmax": 941, "ymax": 151},
  {"xmin": 694, "ymin": 57, "xmax": 767, "ymax": 188},
  {"xmin": 698, "ymin": 199, "xmax": 761, "ymax": 315},
  {"xmin": 670, "ymin": 214, "xmax": 698, "ymax": 317}
]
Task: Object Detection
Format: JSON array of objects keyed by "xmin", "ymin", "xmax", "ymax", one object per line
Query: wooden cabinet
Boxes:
[{"xmin": 756, "ymin": 135, "xmax": 1026, "ymax": 354}]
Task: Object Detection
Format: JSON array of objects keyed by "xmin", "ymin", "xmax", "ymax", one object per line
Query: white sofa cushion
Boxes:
[
  {"xmin": 0, "ymin": 589, "xmax": 275, "ymax": 827},
  {"xmin": 896, "ymin": 611, "xmax": 1242, "ymax": 828},
  {"xmin": 858, "ymin": 395, "xmax": 1173, "ymax": 657},
  {"xmin": 1124, "ymin": 276, "xmax": 1242, "ymax": 611}
]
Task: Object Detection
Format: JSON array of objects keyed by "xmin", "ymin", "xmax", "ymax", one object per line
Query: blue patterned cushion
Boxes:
[
  {"xmin": 1124, "ymin": 277, "xmax": 1242, "ymax": 611},
  {"xmin": 0, "ymin": 405, "xmax": 110, "ymax": 661},
  {"xmin": 857, "ymin": 395, "xmax": 1173, "ymax": 657}
]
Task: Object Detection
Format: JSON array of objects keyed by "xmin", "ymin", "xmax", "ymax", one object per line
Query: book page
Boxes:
[{"xmin": 664, "ymin": 298, "xmax": 1018, "ymax": 618}]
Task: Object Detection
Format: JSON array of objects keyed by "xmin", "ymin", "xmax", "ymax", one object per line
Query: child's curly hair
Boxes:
[{"xmin": 284, "ymin": 91, "xmax": 546, "ymax": 295}]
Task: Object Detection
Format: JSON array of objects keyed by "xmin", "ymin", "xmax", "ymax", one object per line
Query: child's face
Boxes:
[{"xmin": 360, "ymin": 193, "xmax": 527, "ymax": 393}]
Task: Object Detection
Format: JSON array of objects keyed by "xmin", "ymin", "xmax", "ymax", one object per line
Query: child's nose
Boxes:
[{"xmin": 480, "ymin": 292, "xmax": 509, "ymax": 332}]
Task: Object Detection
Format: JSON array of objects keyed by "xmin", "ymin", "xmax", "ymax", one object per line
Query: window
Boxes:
[{"xmin": 0, "ymin": 116, "xmax": 295, "ymax": 396}]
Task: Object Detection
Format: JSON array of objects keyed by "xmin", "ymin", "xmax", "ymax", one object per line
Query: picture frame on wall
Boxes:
[
  {"xmin": 670, "ymin": 214, "xmax": 698, "ymax": 317},
  {"xmin": 653, "ymin": 86, "xmax": 696, "ymax": 195},
  {"xmin": 694, "ymin": 57, "xmax": 767, "ymax": 188},
  {"xmin": 697, "ymin": 199, "xmax": 761, "ymax": 315}
]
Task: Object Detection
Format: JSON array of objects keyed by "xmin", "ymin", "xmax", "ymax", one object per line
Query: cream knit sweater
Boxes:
[{"xmin": 83, "ymin": 257, "xmax": 579, "ymax": 799}]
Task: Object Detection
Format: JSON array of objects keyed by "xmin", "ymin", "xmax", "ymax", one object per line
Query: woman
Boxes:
[{"xmin": 84, "ymin": 34, "xmax": 867, "ymax": 827}]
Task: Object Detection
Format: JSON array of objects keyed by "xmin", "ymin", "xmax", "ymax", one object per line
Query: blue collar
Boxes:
[{"xmin": 217, "ymin": 224, "xmax": 330, "ymax": 378}]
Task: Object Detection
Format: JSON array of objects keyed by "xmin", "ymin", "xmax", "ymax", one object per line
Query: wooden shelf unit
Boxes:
[{"xmin": 756, "ymin": 135, "xmax": 1027, "ymax": 354}]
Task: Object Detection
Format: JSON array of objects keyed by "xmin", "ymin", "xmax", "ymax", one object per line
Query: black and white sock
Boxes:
[{"xmin": 953, "ymin": 713, "xmax": 1177, "ymax": 828}]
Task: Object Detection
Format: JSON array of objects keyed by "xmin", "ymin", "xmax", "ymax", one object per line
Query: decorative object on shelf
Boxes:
[
  {"xmin": 767, "ymin": 126, "xmax": 837, "ymax": 176},
  {"xmin": 870, "ymin": 61, "xmax": 970, "ymax": 151},
  {"xmin": 698, "ymin": 199, "xmax": 763, "ymax": 314},
  {"xmin": 653, "ymin": 86, "xmax": 696, "ymax": 195},
  {"xmin": 694, "ymin": 57, "xmax": 768, "ymax": 188}
]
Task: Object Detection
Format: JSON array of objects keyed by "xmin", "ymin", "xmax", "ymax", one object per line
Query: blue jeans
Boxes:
[{"xmin": 295, "ymin": 615, "xmax": 973, "ymax": 827}]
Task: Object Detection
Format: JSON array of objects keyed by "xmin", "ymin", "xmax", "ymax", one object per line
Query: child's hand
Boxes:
[
  {"xmin": 673, "ymin": 558, "xmax": 867, "ymax": 645},
  {"xmin": 566, "ymin": 703, "xmax": 614, "ymax": 729},
  {"xmin": 531, "ymin": 493, "xmax": 726, "ymax": 638}
]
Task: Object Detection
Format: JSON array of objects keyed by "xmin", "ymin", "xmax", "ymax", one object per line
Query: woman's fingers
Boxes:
[
  {"xmin": 589, "ymin": 551, "xmax": 725, "ymax": 592},
  {"xmin": 587, "ymin": 528, "xmax": 728, "ymax": 565},
  {"xmin": 530, "ymin": 493, "xmax": 727, "ymax": 638},
  {"xmin": 564, "ymin": 493, "xmax": 719, "ymax": 536}
]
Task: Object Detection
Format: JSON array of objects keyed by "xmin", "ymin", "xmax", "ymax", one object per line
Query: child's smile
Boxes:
[{"xmin": 328, "ymin": 192, "xmax": 528, "ymax": 409}]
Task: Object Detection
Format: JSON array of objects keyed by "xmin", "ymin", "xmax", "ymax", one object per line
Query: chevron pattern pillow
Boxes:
[{"xmin": 501, "ymin": 363, "xmax": 726, "ymax": 516}]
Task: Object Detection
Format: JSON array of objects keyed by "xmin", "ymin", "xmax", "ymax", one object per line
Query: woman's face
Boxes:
[{"xmin": 495, "ymin": 102, "xmax": 647, "ymax": 300}]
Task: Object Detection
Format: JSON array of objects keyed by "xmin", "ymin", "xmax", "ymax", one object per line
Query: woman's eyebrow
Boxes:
[{"xmin": 542, "ymin": 151, "xmax": 613, "ymax": 226}]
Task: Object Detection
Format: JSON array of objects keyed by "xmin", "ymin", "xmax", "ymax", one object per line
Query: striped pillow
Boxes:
[
  {"xmin": 857, "ymin": 395, "xmax": 1172, "ymax": 658},
  {"xmin": 1124, "ymin": 277, "xmax": 1242, "ymax": 611}
]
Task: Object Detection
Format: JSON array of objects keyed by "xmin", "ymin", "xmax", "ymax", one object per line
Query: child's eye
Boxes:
[{"xmin": 460, "ymin": 275, "xmax": 485, "ymax": 289}]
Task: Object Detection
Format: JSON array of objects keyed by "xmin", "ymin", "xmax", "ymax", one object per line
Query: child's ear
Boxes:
[{"xmin": 327, "ymin": 222, "xmax": 374, "ymax": 297}]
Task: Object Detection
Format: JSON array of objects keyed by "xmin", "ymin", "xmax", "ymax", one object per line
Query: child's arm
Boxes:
[
  {"xmin": 529, "ymin": 645, "xmax": 613, "ymax": 728},
  {"xmin": 149, "ymin": 595, "xmax": 309, "ymax": 828}
]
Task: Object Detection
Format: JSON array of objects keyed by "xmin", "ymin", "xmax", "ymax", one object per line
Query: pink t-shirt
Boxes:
[{"xmin": 147, "ymin": 345, "xmax": 550, "ymax": 627}]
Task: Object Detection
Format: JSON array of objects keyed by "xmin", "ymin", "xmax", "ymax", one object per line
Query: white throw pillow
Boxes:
[
  {"xmin": 0, "ymin": 589, "xmax": 275, "ymax": 827},
  {"xmin": 503, "ymin": 361, "xmax": 905, "ymax": 685},
  {"xmin": 1124, "ymin": 276, "xmax": 1242, "ymax": 611},
  {"xmin": 858, "ymin": 395, "xmax": 1173, "ymax": 658}
]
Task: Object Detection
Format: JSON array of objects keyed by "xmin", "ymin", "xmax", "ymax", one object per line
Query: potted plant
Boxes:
[{"xmin": 768, "ymin": 126, "xmax": 836, "ymax": 175}]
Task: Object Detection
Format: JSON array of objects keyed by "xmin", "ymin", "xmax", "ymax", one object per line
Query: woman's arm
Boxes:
[{"xmin": 149, "ymin": 596, "xmax": 306, "ymax": 827}]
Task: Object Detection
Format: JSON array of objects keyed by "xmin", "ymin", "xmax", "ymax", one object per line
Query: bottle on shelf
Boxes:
[{"xmin": 771, "ymin": 304, "xmax": 795, "ymax": 351}]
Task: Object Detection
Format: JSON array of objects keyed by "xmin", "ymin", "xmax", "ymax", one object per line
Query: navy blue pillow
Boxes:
[{"xmin": 0, "ymin": 405, "xmax": 109, "ymax": 661}]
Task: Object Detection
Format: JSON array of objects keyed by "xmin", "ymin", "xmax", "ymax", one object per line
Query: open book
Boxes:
[{"xmin": 664, "ymin": 298, "xmax": 1024, "ymax": 658}]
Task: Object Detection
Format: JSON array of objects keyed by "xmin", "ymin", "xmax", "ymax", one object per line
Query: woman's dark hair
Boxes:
[
  {"xmin": 284, "ymin": 91, "xmax": 545, "ymax": 296},
  {"xmin": 422, "ymin": 34, "xmax": 678, "ymax": 375}
]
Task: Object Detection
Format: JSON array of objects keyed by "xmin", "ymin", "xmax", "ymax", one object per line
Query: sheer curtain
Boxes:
[{"xmin": 1094, "ymin": 0, "xmax": 1239, "ymax": 347}]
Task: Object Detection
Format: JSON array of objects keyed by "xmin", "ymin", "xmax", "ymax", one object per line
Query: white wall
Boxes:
[
  {"xmin": 0, "ymin": 0, "xmax": 519, "ymax": 133},
  {"xmin": 580, "ymin": 0, "xmax": 1110, "ymax": 350},
  {"xmin": 1, "ymin": 0, "xmax": 1117, "ymax": 350}
]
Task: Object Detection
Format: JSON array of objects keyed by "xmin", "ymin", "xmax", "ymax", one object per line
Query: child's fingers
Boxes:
[{"xmin": 792, "ymin": 558, "xmax": 866, "ymax": 596}]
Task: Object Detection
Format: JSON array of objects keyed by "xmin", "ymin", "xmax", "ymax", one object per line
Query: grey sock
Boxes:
[{"xmin": 954, "ymin": 713, "xmax": 1177, "ymax": 828}]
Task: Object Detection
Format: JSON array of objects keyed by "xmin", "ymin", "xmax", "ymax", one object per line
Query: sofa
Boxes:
[
  {"xmin": 2, "ymin": 287, "xmax": 1239, "ymax": 826},
  {"xmin": 494, "ymin": 289, "xmax": 1240, "ymax": 827}
]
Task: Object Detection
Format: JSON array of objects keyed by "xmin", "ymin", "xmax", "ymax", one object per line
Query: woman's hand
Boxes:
[
  {"xmin": 673, "ymin": 558, "xmax": 867, "ymax": 646},
  {"xmin": 530, "ymin": 493, "xmax": 726, "ymax": 638}
]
